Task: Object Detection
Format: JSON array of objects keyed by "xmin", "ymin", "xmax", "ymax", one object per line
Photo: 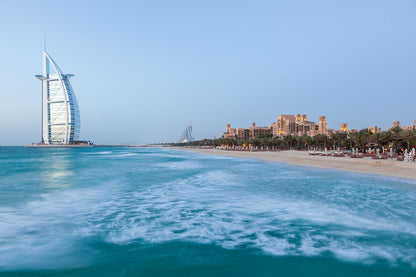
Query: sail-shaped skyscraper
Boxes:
[
  {"xmin": 178, "ymin": 123, "xmax": 195, "ymax": 143},
  {"xmin": 35, "ymin": 45, "xmax": 81, "ymax": 145}
]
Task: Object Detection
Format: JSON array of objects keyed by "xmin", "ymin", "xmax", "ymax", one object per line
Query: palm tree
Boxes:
[
  {"xmin": 331, "ymin": 133, "xmax": 344, "ymax": 150},
  {"xmin": 402, "ymin": 130, "xmax": 415, "ymax": 150},
  {"xmin": 303, "ymin": 135, "xmax": 313, "ymax": 150},
  {"xmin": 348, "ymin": 132, "xmax": 358, "ymax": 150},
  {"xmin": 357, "ymin": 129, "xmax": 371, "ymax": 152},
  {"xmin": 313, "ymin": 134, "xmax": 329, "ymax": 150},
  {"xmin": 390, "ymin": 126, "xmax": 404, "ymax": 153},
  {"xmin": 377, "ymin": 131, "xmax": 392, "ymax": 151}
]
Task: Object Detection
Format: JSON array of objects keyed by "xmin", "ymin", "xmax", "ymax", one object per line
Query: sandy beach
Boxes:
[{"xmin": 172, "ymin": 147, "xmax": 416, "ymax": 180}]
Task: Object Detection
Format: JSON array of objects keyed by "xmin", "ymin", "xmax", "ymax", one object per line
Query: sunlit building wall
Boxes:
[
  {"xmin": 318, "ymin": 116, "xmax": 327, "ymax": 134},
  {"xmin": 368, "ymin": 126, "xmax": 381, "ymax": 134}
]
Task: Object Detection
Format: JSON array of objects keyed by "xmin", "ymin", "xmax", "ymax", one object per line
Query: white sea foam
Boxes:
[
  {"xmin": 156, "ymin": 161, "xmax": 204, "ymax": 170},
  {"xmin": 91, "ymin": 151, "xmax": 113, "ymax": 155},
  {"xmin": 110, "ymin": 153, "xmax": 139, "ymax": 157}
]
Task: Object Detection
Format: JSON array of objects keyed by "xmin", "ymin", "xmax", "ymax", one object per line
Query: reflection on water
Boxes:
[{"xmin": 39, "ymin": 150, "xmax": 74, "ymax": 189}]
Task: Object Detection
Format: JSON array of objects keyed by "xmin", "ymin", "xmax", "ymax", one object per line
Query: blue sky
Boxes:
[{"xmin": 1, "ymin": 0, "xmax": 416, "ymax": 145}]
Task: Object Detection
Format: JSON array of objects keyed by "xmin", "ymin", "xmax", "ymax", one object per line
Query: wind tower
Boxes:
[
  {"xmin": 35, "ymin": 38, "xmax": 81, "ymax": 145},
  {"xmin": 318, "ymin": 116, "xmax": 327, "ymax": 134}
]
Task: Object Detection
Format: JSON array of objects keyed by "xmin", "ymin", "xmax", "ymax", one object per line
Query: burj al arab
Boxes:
[{"xmin": 32, "ymin": 40, "xmax": 91, "ymax": 147}]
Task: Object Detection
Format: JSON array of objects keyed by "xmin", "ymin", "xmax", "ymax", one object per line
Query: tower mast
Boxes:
[{"xmin": 41, "ymin": 35, "xmax": 45, "ymax": 143}]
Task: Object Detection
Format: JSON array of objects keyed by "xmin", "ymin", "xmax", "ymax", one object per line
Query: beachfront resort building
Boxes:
[
  {"xmin": 318, "ymin": 116, "xmax": 327, "ymax": 134},
  {"xmin": 223, "ymin": 114, "xmax": 361, "ymax": 139},
  {"xmin": 387, "ymin": 120, "xmax": 416, "ymax": 132},
  {"xmin": 404, "ymin": 122, "xmax": 416, "ymax": 131},
  {"xmin": 35, "ymin": 46, "xmax": 80, "ymax": 144},
  {"xmin": 269, "ymin": 114, "xmax": 318, "ymax": 137},
  {"xmin": 223, "ymin": 114, "xmax": 347, "ymax": 139},
  {"xmin": 222, "ymin": 115, "xmax": 416, "ymax": 140},
  {"xmin": 368, "ymin": 126, "xmax": 381, "ymax": 134},
  {"xmin": 274, "ymin": 114, "xmax": 295, "ymax": 136},
  {"xmin": 223, "ymin": 123, "xmax": 271, "ymax": 140},
  {"xmin": 248, "ymin": 122, "xmax": 272, "ymax": 138}
]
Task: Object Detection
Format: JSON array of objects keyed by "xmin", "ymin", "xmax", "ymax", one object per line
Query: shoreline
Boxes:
[
  {"xmin": 170, "ymin": 147, "xmax": 416, "ymax": 181},
  {"xmin": 26, "ymin": 144, "xmax": 94, "ymax": 148}
]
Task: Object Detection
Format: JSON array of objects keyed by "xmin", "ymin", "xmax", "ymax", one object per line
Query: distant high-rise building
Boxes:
[
  {"xmin": 35, "ymin": 45, "xmax": 80, "ymax": 145},
  {"xmin": 178, "ymin": 123, "xmax": 195, "ymax": 143},
  {"xmin": 340, "ymin": 123, "xmax": 347, "ymax": 132}
]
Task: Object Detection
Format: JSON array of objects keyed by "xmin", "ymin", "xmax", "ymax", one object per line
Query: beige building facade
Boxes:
[
  {"xmin": 368, "ymin": 126, "xmax": 381, "ymax": 134},
  {"xmin": 318, "ymin": 116, "xmax": 327, "ymax": 134},
  {"xmin": 224, "ymin": 114, "xmax": 331, "ymax": 139},
  {"xmin": 222, "ymin": 113, "xmax": 410, "ymax": 140},
  {"xmin": 223, "ymin": 123, "xmax": 271, "ymax": 140},
  {"xmin": 387, "ymin": 120, "xmax": 416, "ymax": 132}
]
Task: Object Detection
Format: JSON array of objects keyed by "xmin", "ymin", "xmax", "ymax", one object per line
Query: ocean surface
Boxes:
[{"xmin": 0, "ymin": 147, "xmax": 415, "ymax": 276}]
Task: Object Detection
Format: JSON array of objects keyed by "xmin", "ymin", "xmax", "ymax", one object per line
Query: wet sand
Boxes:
[{"xmin": 172, "ymin": 148, "xmax": 416, "ymax": 180}]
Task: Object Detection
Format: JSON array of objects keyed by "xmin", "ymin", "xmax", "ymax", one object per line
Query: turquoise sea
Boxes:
[{"xmin": 0, "ymin": 147, "xmax": 415, "ymax": 276}]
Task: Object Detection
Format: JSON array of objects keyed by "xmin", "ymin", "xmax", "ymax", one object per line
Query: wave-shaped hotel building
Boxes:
[{"xmin": 33, "ymin": 45, "xmax": 87, "ymax": 146}]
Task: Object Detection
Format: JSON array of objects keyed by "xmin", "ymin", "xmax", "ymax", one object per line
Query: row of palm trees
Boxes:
[{"xmin": 176, "ymin": 126, "xmax": 416, "ymax": 153}]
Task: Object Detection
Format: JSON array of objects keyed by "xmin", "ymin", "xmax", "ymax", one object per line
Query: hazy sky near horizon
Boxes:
[{"xmin": 1, "ymin": 0, "xmax": 416, "ymax": 145}]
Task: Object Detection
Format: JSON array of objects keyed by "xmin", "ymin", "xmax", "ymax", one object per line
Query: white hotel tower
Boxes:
[{"xmin": 35, "ymin": 46, "xmax": 80, "ymax": 145}]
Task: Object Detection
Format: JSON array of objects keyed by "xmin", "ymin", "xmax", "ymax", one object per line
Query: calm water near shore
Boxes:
[{"xmin": 0, "ymin": 147, "xmax": 415, "ymax": 276}]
